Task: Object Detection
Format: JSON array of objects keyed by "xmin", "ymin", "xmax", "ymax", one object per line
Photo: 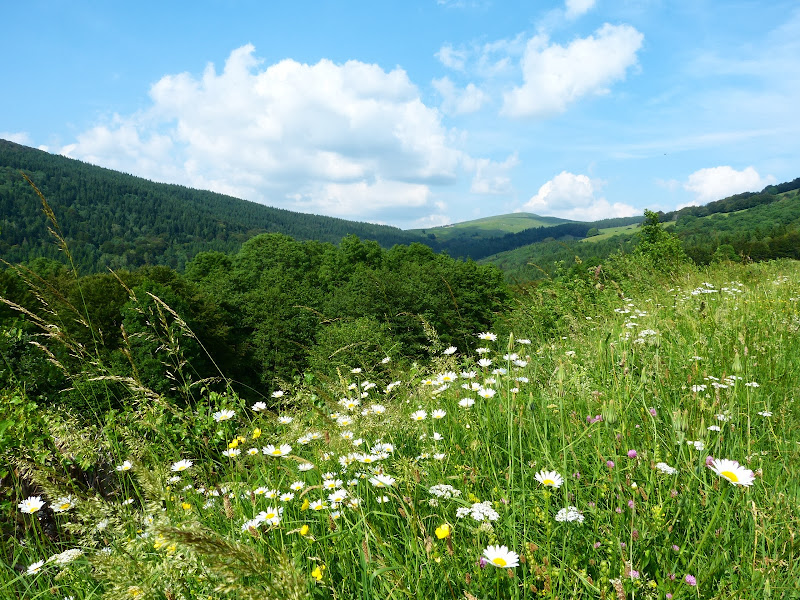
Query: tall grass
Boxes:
[{"xmin": 3, "ymin": 258, "xmax": 800, "ymax": 599}]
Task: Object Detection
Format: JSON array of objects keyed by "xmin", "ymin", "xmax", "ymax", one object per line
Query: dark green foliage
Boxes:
[
  {"xmin": 0, "ymin": 140, "xmax": 431, "ymax": 272},
  {"xmin": 633, "ymin": 209, "xmax": 690, "ymax": 273}
]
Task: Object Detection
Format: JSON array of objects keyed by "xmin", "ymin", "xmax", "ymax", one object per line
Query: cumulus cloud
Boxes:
[
  {"xmin": 436, "ymin": 44, "xmax": 468, "ymax": 71},
  {"xmin": 565, "ymin": 0, "xmax": 595, "ymax": 19},
  {"xmin": 1, "ymin": 131, "xmax": 32, "ymax": 145},
  {"xmin": 469, "ymin": 153, "xmax": 519, "ymax": 194},
  {"xmin": 502, "ymin": 24, "xmax": 644, "ymax": 118},
  {"xmin": 432, "ymin": 77, "xmax": 487, "ymax": 114},
  {"xmin": 523, "ymin": 171, "xmax": 637, "ymax": 220},
  {"xmin": 683, "ymin": 166, "xmax": 775, "ymax": 204},
  {"xmin": 59, "ymin": 44, "xmax": 471, "ymax": 223}
]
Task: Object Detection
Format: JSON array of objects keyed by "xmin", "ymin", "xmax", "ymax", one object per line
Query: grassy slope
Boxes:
[
  {"xmin": 4, "ymin": 258, "xmax": 800, "ymax": 598},
  {"xmin": 409, "ymin": 212, "xmax": 571, "ymax": 242}
]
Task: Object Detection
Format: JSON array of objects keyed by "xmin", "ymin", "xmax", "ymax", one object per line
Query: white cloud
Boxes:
[
  {"xmin": 523, "ymin": 171, "xmax": 637, "ymax": 220},
  {"xmin": 432, "ymin": 77, "xmax": 487, "ymax": 114},
  {"xmin": 60, "ymin": 44, "xmax": 470, "ymax": 223},
  {"xmin": 502, "ymin": 24, "xmax": 644, "ymax": 118},
  {"xmin": 436, "ymin": 44, "xmax": 468, "ymax": 71},
  {"xmin": 683, "ymin": 166, "xmax": 775, "ymax": 204},
  {"xmin": 469, "ymin": 153, "xmax": 519, "ymax": 194},
  {"xmin": 565, "ymin": 0, "xmax": 595, "ymax": 19},
  {"xmin": 1, "ymin": 131, "xmax": 32, "ymax": 145}
]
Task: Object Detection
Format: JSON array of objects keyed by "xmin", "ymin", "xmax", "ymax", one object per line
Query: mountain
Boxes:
[
  {"xmin": 481, "ymin": 181, "xmax": 800, "ymax": 281},
  {"xmin": 0, "ymin": 139, "xmax": 431, "ymax": 272},
  {"xmin": 409, "ymin": 212, "xmax": 573, "ymax": 242}
]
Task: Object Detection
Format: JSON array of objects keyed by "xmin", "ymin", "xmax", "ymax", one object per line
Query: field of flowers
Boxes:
[{"xmin": 5, "ymin": 259, "xmax": 800, "ymax": 599}]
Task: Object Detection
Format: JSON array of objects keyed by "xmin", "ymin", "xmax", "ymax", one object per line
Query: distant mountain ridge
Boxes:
[
  {"xmin": 0, "ymin": 139, "xmax": 429, "ymax": 271},
  {"xmin": 0, "ymin": 139, "xmax": 641, "ymax": 270}
]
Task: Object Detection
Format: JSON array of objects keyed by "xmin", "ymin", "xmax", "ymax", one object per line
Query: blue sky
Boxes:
[{"xmin": 2, "ymin": 0, "xmax": 798, "ymax": 228}]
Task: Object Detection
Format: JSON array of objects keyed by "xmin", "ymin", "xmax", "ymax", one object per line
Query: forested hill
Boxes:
[{"xmin": 0, "ymin": 140, "xmax": 431, "ymax": 272}]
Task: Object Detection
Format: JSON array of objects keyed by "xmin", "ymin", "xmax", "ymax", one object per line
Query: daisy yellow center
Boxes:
[
  {"xmin": 266, "ymin": 512, "xmax": 275, "ymax": 519},
  {"xmin": 543, "ymin": 479, "xmax": 555, "ymax": 486},
  {"xmin": 492, "ymin": 557, "xmax": 507, "ymax": 567},
  {"xmin": 59, "ymin": 503, "xmax": 71, "ymax": 510},
  {"xmin": 721, "ymin": 470, "xmax": 739, "ymax": 482},
  {"xmin": 272, "ymin": 450, "xmax": 282, "ymax": 455},
  {"xmin": 314, "ymin": 505, "xmax": 324, "ymax": 510}
]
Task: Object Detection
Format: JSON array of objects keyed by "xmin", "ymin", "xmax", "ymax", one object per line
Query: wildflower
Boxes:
[
  {"xmin": 708, "ymin": 458, "xmax": 755, "ymax": 486},
  {"xmin": 323, "ymin": 479, "xmax": 344, "ymax": 490},
  {"xmin": 555, "ymin": 506, "xmax": 585, "ymax": 523},
  {"xmin": 745, "ymin": 382, "xmax": 760, "ymax": 388},
  {"xmin": 252, "ymin": 402, "xmax": 267, "ymax": 412},
  {"xmin": 708, "ymin": 425, "xmax": 721, "ymax": 432},
  {"xmin": 655, "ymin": 462, "xmax": 678, "ymax": 475},
  {"xmin": 272, "ymin": 390, "xmax": 285, "ymax": 398},
  {"xmin": 606, "ymin": 460, "xmax": 615, "ymax": 469},
  {"xmin": 170, "ymin": 459, "xmax": 193, "ymax": 472},
  {"xmin": 443, "ymin": 346, "xmax": 457, "ymax": 355},
  {"xmin": 429, "ymin": 484, "xmax": 461, "ymax": 498},
  {"xmin": 309, "ymin": 500, "xmax": 327, "ymax": 511},
  {"xmin": 328, "ymin": 489, "xmax": 348, "ymax": 504},
  {"xmin": 627, "ymin": 449, "xmax": 638, "ymax": 459},
  {"xmin": 213, "ymin": 409, "xmax": 236, "ymax": 422},
  {"xmin": 435, "ymin": 523, "xmax": 451, "ymax": 539},
  {"xmin": 410, "ymin": 410, "xmax": 427, "ymax": 421},
  {"xmin": 478, "ymin": 332, "xmax": 497, "ymax": 341},
  {"xmin": 482, "ymin": 545, "xmax": 519, "ymax": 568},
  {"xmin": 19, "ymin": 496, "xmax": 45, "ymax": 514},
  {"xmin": 262, "ymin": 506, "xmax": 283, "ymax": 525},
  {"xmin": 459, "ymin": 398, "xmax": 475, "ymax": 408},
  {"xmin": 277, "ymin": 415, "xmax": 293, "ymax": 425},
  {"xmin": 280, "ymin": 492, "xmax": 295, "ymax": 502},
  {"xmin": 685, "ymin": 574, "xmax": 697, "ymax": 586},
  {"xmin": 433, "ymin": 453, "xmax": 447, "ymax": 460},
  {"xmin": 758, "ymin": 410, "xmax": 773, "ymax": 417},
  {"xmin": 222, "ymin": 448, "xmax": 241, "ymax": 457},
  {"xmin": 371, "ymin": 404, "xmax": 387, "ymax": 414},
  {"xmin": 432, "ymin": 409, "xmax": 447, "ymax": 419},
  {"xmin": 52, "ymin": 495, "xmax": 76, "ymax": 513},
  {"xmin": 116, "ymin": 460, "xmax": 133, "ymax": 472},
  {"xmin": 477, "ymin": 358, "xmax": 492, "ymax": 368},
  {"xmin": 534, "ymin": 470, "xmax": 564, "ymax": 488},
  {"xmin": 477, "ymin": 387, "xmax": 496, "ymax": 399},
  {"xmin": 311, "ymin": 564, "xmax": 325, "ymax": 581},
  {"xmin": 263, "ymin": 444, "xmax": 292, "ymax": 457},
  {"xmin": 369, "ymin": 474, "xmax": 396, "ymax": 488},
  {"xmin": 375, "ymin": 495, "xmax": 391, "ymax": 503}
]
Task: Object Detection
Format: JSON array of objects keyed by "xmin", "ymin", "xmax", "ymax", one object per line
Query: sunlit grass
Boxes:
[{"xmin": 4, "ymin": 260, "xmax": 800, "ymax": 599}]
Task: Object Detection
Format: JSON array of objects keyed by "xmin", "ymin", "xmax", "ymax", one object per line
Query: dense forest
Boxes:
[
  {"xmin": 0, "ymin": 233, "xmax": 508, "ymax": 406},
  {"xmin": 0, "ymin": 140, "xmax": 649, "ymax": 270},
  {"xmin": 483, "ymin": 184, "xmax": 800, "ymax": 280},
  {"xmin": 0, "ymin": 140, "xmax": 431, "ymax": 271}
]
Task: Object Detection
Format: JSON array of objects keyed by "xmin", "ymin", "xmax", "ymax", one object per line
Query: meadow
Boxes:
[{"xmin": 3, "ymin": 254, "xmax": 800, "ymax": 599}]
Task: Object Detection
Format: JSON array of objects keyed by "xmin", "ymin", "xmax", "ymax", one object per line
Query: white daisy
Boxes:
[
  {"xmin": 483, "ymin": 545, "xmax": 519, "ymax": 568},
  {"xmin": 534, "ymin": 470, "xmax": 564, "ymax": 488},
  {"xmin": 708, "ymin": 458, "xmax": 755, "ymax": 486}
]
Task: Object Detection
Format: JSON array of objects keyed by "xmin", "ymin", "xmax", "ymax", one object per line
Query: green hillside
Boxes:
[
  {"xmin": 482, "ymin": 182, "xmax": 800, "ymax": 281},
  {"xmin": 410, "ymin": 212, "xmax": 571, "ymax": 242},
  {"xmin": 0, "ymin": 140, "xmax": 430, "ymax": 272}
]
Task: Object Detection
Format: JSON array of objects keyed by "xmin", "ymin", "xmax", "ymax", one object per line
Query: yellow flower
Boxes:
[
  {"xmin": 435, "ymin": 524, "xmax": 451, "ymax": 539},
  {"xmin": 301, "ymin": 498, "xmax": 310, "ymax": 511},
  {"xmin": 299, "ymin": 524, "xmax": 310, "ymax": 536},
  {"xmin": 181, "ymin": 502, "xmax": 191, "ymax": 511},
  {"xmin": 228, "ymin": 439, "xmax": 239, "ymax": 449},
  {"xmin": 252, "ymin": 428, "xmax": 262, "ymax": 440},
  {"xmin": 311, "ymin": 565, "xmax": 325, "ymax": 581}
]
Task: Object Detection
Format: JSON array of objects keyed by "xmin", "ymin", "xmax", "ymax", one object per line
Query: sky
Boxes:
[{"xmin": 2, "ymin": 0, "xmax": 798, "ymax": 229}]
